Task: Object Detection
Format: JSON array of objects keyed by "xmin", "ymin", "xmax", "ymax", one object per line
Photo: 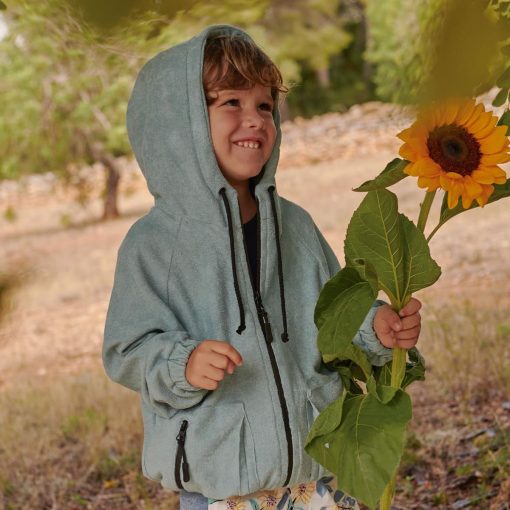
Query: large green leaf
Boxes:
[
  {"xmin": 433, "ymin": 180, "xmax": 510, "ymax": 236},
  {"xmin": 316, "ymin": 277, "xmax": 376, "ymax": 359},
  {"xmin": 366, "ymin": 375, "xmax": 399, "ymax": 404},
  {"xmin": 305, "ymin": 389, "xmax": 347, "ymax": 442},
  {"xmin": 345, "ymin": 189, "xmax": 440, "ymax": 307},
  {"xmin": 345, "ymin": 190, "xmax": 404, "ymax": 305},
  {"xmin": 314, "ymin": 267, "xmax": 375, "ymax": 330},
  {"xmin": 400, "ymin": 214, "xmax": 441, "ymax": 296},
  {"xmin": 305, "ymin": 391, "xmax": 412, "ymax": 510},
  {"xmin": 353, "ymin": 158, "xmax": 409, "ymax": 192},
  {"xmin": 402, "ymin": 347, "xmax": 426, "ymax": 389}
]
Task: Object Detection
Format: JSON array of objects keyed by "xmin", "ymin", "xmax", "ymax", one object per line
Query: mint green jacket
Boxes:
[{"xmin": 102, "ymin": 24, "xmax": 392, "ymax": 500}]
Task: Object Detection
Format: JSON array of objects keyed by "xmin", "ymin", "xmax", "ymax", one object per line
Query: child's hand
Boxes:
[
  {"xmin": 373, "ymin": 298, "xmax": 422, "ymax": 349},
  {"xmin": 185, "ymin": 340, "xmax": 244, "ymax": 390}
]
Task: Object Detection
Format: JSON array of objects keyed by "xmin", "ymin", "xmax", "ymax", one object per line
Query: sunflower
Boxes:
[{"xmin": 397, "ymin": 98, "xmax": 509, "ymax": 209}]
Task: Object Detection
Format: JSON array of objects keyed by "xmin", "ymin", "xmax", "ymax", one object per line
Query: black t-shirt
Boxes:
[{"xmin": 242, "ymin": 213, "xmax": 257, "ymax": 285}]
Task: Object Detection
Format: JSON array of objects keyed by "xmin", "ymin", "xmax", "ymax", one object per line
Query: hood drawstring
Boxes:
[
  {"xmin": 220, "ymin": 188, "xmax": 246, "ymax": 334},
  {"xmin": 219, "ymin": 186, "xmax": 289, "ymax": 343},
  {"xmin": 268, "ymin": 186, "xmax": 289, "ymax": 343}
]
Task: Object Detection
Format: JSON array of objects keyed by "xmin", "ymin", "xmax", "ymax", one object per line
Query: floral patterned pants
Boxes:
[{"xmin": 180, "ymin": 476, "xmax": 359, "ymax": 510}]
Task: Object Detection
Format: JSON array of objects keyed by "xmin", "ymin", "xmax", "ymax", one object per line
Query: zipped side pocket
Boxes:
[{"xmin": 175, "ymin": 420, "xmax": 190, "ymax": 489}]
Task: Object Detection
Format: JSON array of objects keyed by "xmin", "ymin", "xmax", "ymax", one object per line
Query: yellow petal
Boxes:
[
  {"xmin": 397, "ymin": 126, "xmax": 413, "ymax": 142},
  {"xmin": 471, "ymin": 167, "xmax": 503, "ymax": 184},
  {"xmin": 447, "ymin": 182, "xmax": 463, "ymax": 208},
  {"xmin": 455, "ymin": 98, "xmax": 477, "ymax": 125},
  {"xmin": 399, "ymin": 142, "xmax": 419, "ymax": 161},
  {"xmin": 472, "ymin": 116, "xmax": 499, "ymax": 139},
  {"xmin": 480, "ymin": 130, "xmax": 509, "ymax": 154},
  {"xmin": 418, "ymin": 175, "xmax": 441, "ymax": 191},
  {"xmin": 481, "ymin": 152, "xmax": 510, "ymax": 165},
  {"xmin": 463, "ymin": 175, "xmax": 483, "ymax": 198},
  {"xmin": 476, "ymin": 184, "xmax": 494, "ymax": 207},
  {"xmin": 466, "ymin": 111, "xmax": 494, "ymax": 134},
  {"xmin": 462, "ymin": 103, "xmax": 485, "ymax": 129},
  {"xmin": 461, "ymin": 192, "xmax": 474, "ymax": 209},
  {"xmin": 445, "ymin": 171, "xmax": 464, "ymax": 180},
  {"xmin": 441, "ymin": 101, "xmax": 461, "ymax": 125}
]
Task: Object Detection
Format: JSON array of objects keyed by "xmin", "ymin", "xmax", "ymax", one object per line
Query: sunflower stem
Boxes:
[
  {"xmin": 380, "ymin": 476, "xmax": 396, "ymax": 510},
  {"xmin": 426, "ymin": 221, "xmax": 442, "ymax": 242},
  {"xmin": 417, "ymin": 190, "xmax": 436, "ymax": 233}
]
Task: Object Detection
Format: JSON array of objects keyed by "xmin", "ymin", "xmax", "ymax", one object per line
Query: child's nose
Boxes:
[{"xmin": 242, "ymin": 109, "xmax": 265, "ymax": 129}]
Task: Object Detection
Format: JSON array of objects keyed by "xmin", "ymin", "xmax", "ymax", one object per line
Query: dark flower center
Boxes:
[{"xmin": 427, "ymin": 124, "xmax": 481, "ymax": 175}]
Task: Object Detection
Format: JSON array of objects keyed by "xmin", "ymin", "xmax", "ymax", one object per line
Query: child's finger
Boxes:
[
  {"xmin": 399, "ymin": 298, "xmax": 422, "ymax": 317},
  {"xmin": 395, "ymin": 325, "xmax": 421, "ymax": 340},
  {"xmin": 400, "ymin": 313, "xmax": 421, "ymax": 331},
  {"xmin": 205, "ymin": 364, "xmax": 227, "ymax": 382},
  {"xmin": 210, "ymin": 341, "xmax": 244, "ymax": 366}
]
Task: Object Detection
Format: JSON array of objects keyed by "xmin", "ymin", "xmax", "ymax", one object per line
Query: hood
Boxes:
[{"xmin": 126, "ymin": 24, "xmax": 282, "ymax": 226}]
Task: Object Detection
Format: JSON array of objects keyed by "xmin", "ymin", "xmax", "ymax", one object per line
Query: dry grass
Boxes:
[{"xmin": 0, "ymin": 370, "xmax": 178, "ymax": 510}]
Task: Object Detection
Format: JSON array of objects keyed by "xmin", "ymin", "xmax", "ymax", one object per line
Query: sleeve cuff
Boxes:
[
  {"xmin": 353, "ymin": 299, "xmax": 394, "ymax": 367},
  {"xmin": 167, "ymin": 340, "xmax": 209, "ymax": 396}
]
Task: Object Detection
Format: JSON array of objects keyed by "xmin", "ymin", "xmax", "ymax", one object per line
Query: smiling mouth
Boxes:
[{"xmin": 234, "ymin": 141, "xmax": 261, "ymax": 149}]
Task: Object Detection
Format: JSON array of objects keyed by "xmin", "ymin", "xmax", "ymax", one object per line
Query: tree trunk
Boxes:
[
  {"xmin": 316, "ymin": 67, "xmax": 330, "ymax": 88},
  {"xmin": 101, "ymin": 153, "xmax": 120, "ymax": 220},
  {"xmin": 82, "ymin": 133, "xmax": 121, "ymax": 221}
]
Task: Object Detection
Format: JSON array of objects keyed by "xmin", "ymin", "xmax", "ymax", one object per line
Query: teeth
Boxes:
[{"xmin": 234, "ymin": 141, "xmax": 260, "ymax": 149}]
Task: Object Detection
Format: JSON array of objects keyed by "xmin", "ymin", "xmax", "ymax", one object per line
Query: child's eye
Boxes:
[
  {"xmin": 224, "ymin": 99, "xmax": 239, "ymax": 106},
  {"xmin": 259, "ymin": 103, "xmax": 273, "ymax": 112}
]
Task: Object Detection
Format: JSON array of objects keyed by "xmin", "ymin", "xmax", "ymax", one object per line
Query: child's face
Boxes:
[{"xmin": 207, "ymin": 84, "xmax": 276, "ymax": 190}]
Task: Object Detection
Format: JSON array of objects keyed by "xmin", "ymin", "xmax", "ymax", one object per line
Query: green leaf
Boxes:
[
  {"xmin": 492, "ymin": 88, "xmax": 509, "ymax": 107},
  {"xmin": 497, "ymin": 109, "xmax": 510, "ymax": 135},
  {"xmin": 496, "ymin": 66, "xmax": 510, "ymax": 88},
  {"xmin": 0, "ymin": 1, "xmax": 6, "ymax": 10},
  {"xmin": 316, "ymin": 278, "xmax": 376, "ymax": 355},
  {"xmin": 305, "ymin": 391, "xmax": 412, "ymax": 510},
  {"xmin": 501, "ymin": 43, "xmax": 510, "ymax": 56},
  {"xmin": 400, "ymin": 214, "xmax": 441, "ymax": 297},
  {"xmin": 366, "ymin": 375, "xmax": 399, "ymax": 404},
  {"xmin": 402, "ymin": 347, "xmax": 426, "ymax": 389},
  {"xmin": 345, "ymin": 190, "xmax": 404, "ymax": 304},
  {"xmin": 435, "ymin": 180, "xmax": 510, "ymax": 231},
  {"xmin": 305, "ymin": 389, "xmax": 347, "ymax": 443},
  {"xmin": 314, "ymin": 267, "xmax": 376, "ymax": 330},
  {"xmin": 345, "ymin": 189, "xmax": 441, "ymax": 307},
  {"xmin": 353, "ymin": 158, "xmax": 409, "ymax": 192},
  {"xmin": 373, "ymin": 361, "xmax": 392, "ymax": 385}
]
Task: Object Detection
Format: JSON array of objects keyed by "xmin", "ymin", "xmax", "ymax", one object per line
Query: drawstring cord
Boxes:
[
  {"xmin": 268, "ymin": 186, "xmax": 289, "ymax": 343},
  {"xmin": 220, "ymin": 188, "xmax": 246, "ymax": 334},
  {"xmin": 219, "ymin": 186, "xmax": 289, "ymax": 342}
]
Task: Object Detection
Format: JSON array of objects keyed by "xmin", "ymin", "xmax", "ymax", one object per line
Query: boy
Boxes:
[{"xmin": 103, "ymin": 24, "xmax": 421, "ymax": 510}]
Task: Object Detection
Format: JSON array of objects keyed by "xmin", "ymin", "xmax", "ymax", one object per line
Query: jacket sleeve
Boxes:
[
  {"xmin": 313, "ymin": 222, "xmax": 393, "ymax": 367},
  {"xmin": 102, "ymin": 229, "xmax": 209, "ymax": 416}
]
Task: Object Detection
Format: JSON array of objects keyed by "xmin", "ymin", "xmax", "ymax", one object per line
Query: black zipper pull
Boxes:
[{"xmin": 175, "ymin": 420, "xmax": 190, "ymax": 487}]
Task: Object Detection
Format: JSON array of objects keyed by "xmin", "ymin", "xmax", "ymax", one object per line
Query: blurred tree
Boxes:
[
  {"xmin": 365, "ymin": 0, "xmax": 510, "ymax": 105},
  {"xmin": 0, "ymin": 0, "xmax": 356, "ymax": 220},
  {"xmin": 0, "ymin": 1, "xmax": 160, "ymax": 219}
]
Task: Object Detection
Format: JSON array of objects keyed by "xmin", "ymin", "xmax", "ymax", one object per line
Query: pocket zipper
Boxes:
[{"xmin": 175, "ymin": 420, "xmax": 190, "ymax": 488}]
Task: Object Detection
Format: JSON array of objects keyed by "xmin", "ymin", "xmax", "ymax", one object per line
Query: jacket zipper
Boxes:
[
  {"xmin": 239, "ymin": 195, "xmax": 294, "ymax": 487},
  {"xmin": 175, "ymin": 420, "xmax": 190, "ymax": 489}
]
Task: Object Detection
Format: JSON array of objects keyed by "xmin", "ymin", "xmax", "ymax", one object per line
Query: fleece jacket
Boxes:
[{"xmin": 102, "ymin": 23, "xmax": 393, "ymax": 500}]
